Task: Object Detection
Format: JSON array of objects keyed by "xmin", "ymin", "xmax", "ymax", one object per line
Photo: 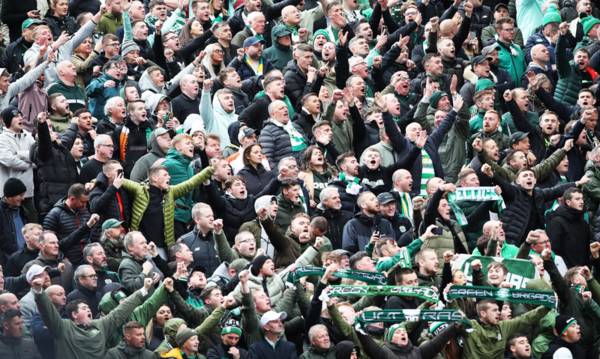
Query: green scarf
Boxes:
[
  {"xmin": 356, "ymin": 309, "xmax": 465, "ymax": 325},
  {"xmin": 446, "ymin": 285, "xmax": 557, "ymax": 308},
  {"xmin": 447, "ymin": 187, "xmax": 505, "ymax": 226},
  {"xmin": 326, "ymin": 285, "xmax": 439, "ymax": 303},
  {"xmin": 288, "ymin": 267, "xmax": 387, "ymax": 285}
]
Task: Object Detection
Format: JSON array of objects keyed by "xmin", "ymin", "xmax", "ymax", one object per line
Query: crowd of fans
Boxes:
[{"xmin": 0, "ymin": 0, "xmax": 598, "ymax": 358}]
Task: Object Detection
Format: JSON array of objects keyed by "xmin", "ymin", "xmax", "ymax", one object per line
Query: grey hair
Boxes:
[
  {"xmin": 123, "ymin": 231, "xmax": 144, "ymax": 252},
  {"xmin": 94, "ymin": 134, "xmax": 113, "ymax": 149},
  {"xmin": 83, "ymin": 242, "xmax": 103, "ymax": 261},
  {"xmin": 308, "ymin": 324, "xmax": 328, "ymax": 343},
  {"xmin": 74, "ymin": 264, "xmax": 94, "ymax": 283},
  {"xmin": 319, "ymin": 186, "xmax": 339, "ymax": 203},
  {"xmin": 267, "ymin": 100, "xmax": 287, "ymax": 117},
  {"xmin": 191, "ymin": 202, "xmax": 212, "ymax": 220},
  {"xmin": 104, "ymin": 96, "xmax": 124, "ymax": 116}
]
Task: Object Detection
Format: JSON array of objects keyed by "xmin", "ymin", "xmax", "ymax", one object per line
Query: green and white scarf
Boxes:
[
  {"xmin": 447, "ymin": 187, "xmax": 505, "ymax": 226},
  {"xmin": 446, "ymin": 285, "xmax": 557, "ymax": 308},
  {"xmin": 356, "ymin": 309, "xmax": 465, "ymax": 325},
  {"xmin": 420, "ymin": 149, "xmax": 434, "ymax": 196},
  {"xmin": 283, "ymin": 121, "xmax": 308, "ymax": 152},
  {"xmin": 325, "ymin": 285, "xmax": 439, "ymax": 303},
  {"xmin": 288, "ymin": 267, "xmax": 387, "ymax": 285}
]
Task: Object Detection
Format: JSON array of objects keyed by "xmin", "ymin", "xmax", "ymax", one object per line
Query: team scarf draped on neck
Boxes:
[
  {"xmin": 287, "ymin": 266, "xmax": 387, "ymax": 285},
  {"xmin": 446, "ymin": 285, "xmax": 557, "ymax": 308},
  {"xmin": 322, "ymin": 285, "xmax": 439, "ymax": 303},
  {"xmin": 447, "ymin": 187, "xmax": 505, "ymax": 226}
]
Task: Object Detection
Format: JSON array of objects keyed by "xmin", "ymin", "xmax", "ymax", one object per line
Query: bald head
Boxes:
[
  {"xmin": 530, "ymin": 44, "xmax": 550, "ymax": 64},
  {"xmin": 439, "ymin": 20, "xmax": 456, "ymax": 37},
  {"xmin": 180, "ymin": 74, "xmax": 199, "ymax": 98},
  {"xmin": 56, "ymin": 60, "xmax": 77, "ymax": 84},
  {"xmin": 0, "ymin": 293, "xmax": 19, "ymax": 313}
]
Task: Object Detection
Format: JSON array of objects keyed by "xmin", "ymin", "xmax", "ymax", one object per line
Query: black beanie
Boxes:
[
  {"xmin": 3, "ymin": 178, "xmax": 26, "ymax": 198},
  {"xmin": 554, "ymin": 315, "xmax": 577, "ymax": 336},
  {"xmin": 1, "ymin": 106, "xmax": 20, "ymax": 128},
  {"xmin": 251, "ymin": 255, "xmax": 271, "ymax": 276}
]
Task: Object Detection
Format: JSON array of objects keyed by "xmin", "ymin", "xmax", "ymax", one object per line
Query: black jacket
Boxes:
[
  {"xmin": 69, "ymin": 0, "xmax": 101, "ymax": 18},
  {"xmin": 0, "ymin": 200, "xmax": 27, "ymax": 264},
  {"xmin": 314, "ymin": 207, "xmax": 354, "ymax": 250},
  {"xmin": 248, "ymin": 338, "xmax": 297, "ymax": 359},
  {"xmin": 494, "ymin": 174, "xmax": 575, "ymax": 246},
  {"xmin": 89, "ymin": 172, "xmax": 132, "ymax": 227},
  {"xmin": 113, "ymin": 119, "xmax": 154, "ymax": 176},
  {"xmin": 546, "ymin": 204, "xmax": 592, "ymax": 268},
  {"xmin": 239, "ymin": 95, "xmax": 272, "ymax": 131},
  {"xmin": 237, "ymin": 164, "xmax": 276, "ymax": 197},
  {"xmin": 207, "ymin": 343, "xmax": 249, "ymax": 359},
  {"xmin": 66, "ymin": 283, "xmax": 103, "ymax": 318},
  {"xmin": 1, "ymin": 0, "xmax": 36, "ymax": 42},
  {"xmin": 283, "ymin": 61, "xmax": 323, "ymax": 110},
  {"xmin": 171, "ymin": 93, "xmax": 200, "ymax": 123},
  {"xmin": 42, "ymin": 200, "xmax": 92, "ymax": 265},
  {"xmin": 43, "ymin": 14, "xmax": 79, "ymax": 39},
  {"xmin": 204, "ymin": 178, "xmax": 280, "ymax": 243},
  {"xmin": 0, "ymin": 37, "xmax": 33, "ymax": 77},
  {"xmin": 178, "ymin": 228, "xmax": 221, "ymax": 277},
  {"xmin": 5, "ymin": 246, "xmax": 38, "ymax": 277}
]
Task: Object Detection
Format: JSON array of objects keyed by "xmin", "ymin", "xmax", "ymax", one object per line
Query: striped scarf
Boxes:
[{"xmin": 420, "ymin": 149, "xmax": 434, "ymax": 196}]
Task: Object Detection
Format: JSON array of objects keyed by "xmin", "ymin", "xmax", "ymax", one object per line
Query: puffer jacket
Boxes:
[
  {"xmin": 43, "ymin": 199, "xmax": 92, "ymax": 265},
  {"xmin": 89, "ymin": 172, "xmax": 132, "ymax": 227},
  {"xmin": 118, "ymin": 252, "xmax": 163, "ymax": 294},
  {"xmin": 178, "ymin": 228, "xmax": 221, "ymax": 276},
  {"xmin": 258, "ymin": 119, "xmax": 294, "ymax": 169},
  {"xmin": 496, "ymin": 40, "xmax": 526, "ymax": 85},
  {"xmin": 554, "ymin": 34, "xmax": 598, "ymax": 106},
  {"xmin": 121, "ymin": 167, "xmax": 214, "ymax": 248},
  {"xmin": 0, "ymin": 129, "xmax": 36, "ymax": 198},
  {"xmin": 493, "ymin": 173, "xmax": 575, "ymax": 246},
  {"xmin": 162, "ymin": 148, "xmax": 195, "ymax": 225}
]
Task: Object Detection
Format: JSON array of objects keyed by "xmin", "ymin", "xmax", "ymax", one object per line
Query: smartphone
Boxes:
[
  {"xmin": 432, "ymin": 226, "xmax": 443, "ymax": 235},
  {"xmin": 117, "ymin": 169, "xmax": 124, "ymax": 176}
]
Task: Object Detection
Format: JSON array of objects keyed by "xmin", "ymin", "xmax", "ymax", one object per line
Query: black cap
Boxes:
[
  {"xmin": 3, "ymin": 178, "xmax": 26, "ymax": 198},
  {"xmin": 555, "ymin": 315, "xmax": 577, "ymax": 336},
  {"xmin": 250, "ymin": 255, "xmax": 271, "ymax": 276},
  {"xmin": 471, "ymin": 55, "xmax": 488, "ymax": 66},
  {"xmin": 494, "ymin": 3, "xmax": 509, "ymax": 12},
  {"xmin": 1, "ymin": 106, "xmax": 21, "ymax": 128},
  {"xmin": 509, "ymin": 131, "xmax": 529, "ymax": 146},
  {"xmin": 377, "ymin": 192, "xmax": 395, "ymax": 205}
]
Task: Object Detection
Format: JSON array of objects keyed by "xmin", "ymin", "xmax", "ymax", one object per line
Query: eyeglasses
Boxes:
[
  {"xmin": 213, "ymin": 49, "xmax": 224, "ymax": 54},
  {"xmin": 81, "ymin": 274, "xmax": 98, "ymax": 279}
]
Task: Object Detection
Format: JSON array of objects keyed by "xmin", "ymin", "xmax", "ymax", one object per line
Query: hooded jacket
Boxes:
[
  {"xmin": 86, "ymin": 73, "xmax": 123, "ymax": 120},
  {"xmin": 0, "ymin": 129, "xmax": 36, "ymax": 198},
  {"xmin": 130, "ymin": 129, "xmax": 168, "ymax": 182},
  {"xmin": 263, "ymin": 25, "xmax": 293, "ymax": 70},
  {"xmin": 200, "ymin": 89, "xmax": 239, "ymax": 148}
]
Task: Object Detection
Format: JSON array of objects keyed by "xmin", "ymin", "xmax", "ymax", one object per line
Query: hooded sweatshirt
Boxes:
[
  {"xmin": 200, "ymin": 89, "xmax": 239, "ymax": 149},
  {"xmin": 130, "ymin": 130, "xmax": 169, "ymax": 182},
  {"xmin": 263, "ymin": 25, "xmax": 293, "ymax": 70}
]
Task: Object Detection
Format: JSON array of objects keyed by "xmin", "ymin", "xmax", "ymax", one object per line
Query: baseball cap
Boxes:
[
  {"xmin": 482, "ymin": 44, "xmax": 501, "ymax": 59},
  {"xmin": 494, "ymin": 3, "xmax": 509, "ymax": 12},
  {"xmin": 26, "ymin": 264, "xmax": 50, "ymax": 283},
  {"xmin": 243, "ymin": 36, "xmax": 265, "ymax": 48},
  {"xmin": 22, "ymin": 18, "xmax": 44, "ymax": 31},
  {"xmin": 260, "ymin": 310, "xmax": 287, "ymax": 327},
  {"xmin": 471, "ymin": 55, "xmax": 488, "ymax": 66},
  {"xmin": 237, "ymin": 127, "xmax": 256, "ymax": 142},
  {"xmin": 102, "ymin": 218, "xmax": 124, "ymax": 231},
  {"xmin": 377, "ymin": 192, "xmax": 395, "ymax": 205},
  {"xmin": 509, "ymin": 131, "xmax": 529, "ymax": 146}
]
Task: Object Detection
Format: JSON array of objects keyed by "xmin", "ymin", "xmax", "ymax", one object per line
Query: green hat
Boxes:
[
  {"xmin": 542, "ymin": 6, "xmax": 561, "ymax": 26},
  {"xmin": 475, "ymin": 78, "xmax": 496, "ymax": 93},
  {"xmin": 101, "ymin": 218, "xmax": 124, "ymax": 231},
  {"xmin": 582, "ymin": 16, "xmax": 600, "ymax": 36},
  {"xmin": 21, "ymin": 18, "xmax": 43, "ymax": 31},
  {"xmin": 221, "ymin": 326, "xmax": 242, "ymax": 336},
  {"xmin": 164, "ymin": 318, "xmax": 186, "ymax": 343},
  {"xmin": 429, "ymin": 322, "xmax": 450, "ymax": 336},
  {"xmin": 385, "ymin": 323, "xmax": 406, "ymax": 342},
  {"xmin": 429, "ymin": 91, "xmax": 448, "ymax": 109},
  {"xmin": 312, "ymin": 29, "xmax": 331, "ymax": 44}
]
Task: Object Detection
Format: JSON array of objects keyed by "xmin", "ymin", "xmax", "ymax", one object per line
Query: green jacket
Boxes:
[
  {"xmin": 482, "ymin": 148, "xmax": 567, "ymax": 183},
  {"xmin": 275, "ymin": 194, "xmax": 307, "ymax": 233},
  {"xmin": 238, "ymin": 219, "xmax": 263, "ymax": 250},
  {"xmin": 162, "ymin": 148, "xmax": 195, "ymax": 224},
  {"xmin": 263, "ymin": 25, "xmax": 293, "ymax": 70},
  {"xmin": 372, "ymin": 238, "xmax": 423, "ymax": 272},
  {"xmin": 438, "ymin": 102, "xmax": 471, "ymax": 183},
  {"xmin": 214, "ymin": 227, "xmax": 254, "ymax": 263},
  {"xmin": 34, "ymin": 288, "xmax": 144, "ymax": 359},
  {"xmin": 462, "ymin": 306, "xmax": 550, "ymax": 359},
  {"xmin": 554, "ymin": 34, "xmax": 586, "ymax": 106},
  {"xmin": 118, "ymin": 252, "xmax": 163, "ymax": 294},
  {"xmin": 96, "ymin": 12, "xmax": 123, "ymax": 36},
  {"xmin": 122, "ymin": 166, "xmax": 214, "ymax": 247},
  {"xmin": 583, "ymin": 163, "xmax": 600, "ymax": 211},
  {"xmin": 299, "ymin": 346, "xmax": 336, "ymax": 359},
  {"xmin": 496, "ymin": 40, "xmax": 526, "ymax": 85},
  {"xmin": 501, "ymin": 110, "xmax": 539, "ymax": 136}
]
